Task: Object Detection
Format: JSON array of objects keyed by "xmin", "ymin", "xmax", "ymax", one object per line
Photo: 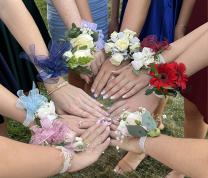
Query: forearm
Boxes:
[
  {"xmin": 52, "ymin": 0, "xmax": 82, "ymax": 28},
  {"xmin": 145, "ymin": 135, "xmax": 208, "ymax": 178},
  {"xmin": 163, "ymin": 22, "xmax": 208, "ymax": 62},
  {"xmin": 0, "ymin": 85, "xmax": 25, "ymax": 123},
  {"xmin": 176, "ymin": 0, "xmax": 196, "ymax": 28},
  {"xmin": 111, "ymin": 0, "xmax": 120, "ymax": 23},
  {"xmin": 75, "ymin": 0, "xmax": 93, "ymax": 22},
  {"xmin": 0, "ymin": 136, "xmax": 63, "ymax": 178},
  {"xmin": 0, "ymin": 0, "xmax": 48, "ymax": 56},
  {"xmin": 120, "ymin": 0, "xmax": 151, "ymax": 34}
]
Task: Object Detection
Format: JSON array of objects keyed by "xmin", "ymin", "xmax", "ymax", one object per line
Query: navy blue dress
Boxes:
[{"xmin": 120, "ymin": 0, "xmax": 183, "ymax": 42}]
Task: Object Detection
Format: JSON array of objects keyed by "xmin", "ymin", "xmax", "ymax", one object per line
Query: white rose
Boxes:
[
  {"xmin": 110, "ymin": 31, "xmax": 118, "ymax": 42},
  {"xmin": 104, "ymin": 42, "xmax": 114, "ymax": 53},
  {"xmin": 74, "ymin": 49, "xmax": 93, "ymax": 58},
  {"xmin": 131, "ymin": 60, "xmax": 144, "ymax": 71},
  {"xmin": 142, "ymin": 47, "xmax": 155, "ymax": 56},
  {"xmin": 126, "ymin": 112, "xmax": 142, "ymax": 126},
  {"xmin": 63, "ymin": 50, "xmax": 73, "ymax": 61},
  {"xmin": 71, "ymin": 34, "xmax": 94, "ymax": 49},
  {"xmin": 110, "ymin": 53, "xmax": 124, "ymax": 66},
  {"xmin": 115, "ymin": 37, "xmax": 129, "ymax": 51},
  {"xmin": 117, "ymin": 120, "xmax": 129, "ymax": 136},
  {"xmin": 130, "ymin": 43, "xmax": 140, "ymax": 52},
  {"xmin": 143, "ymin": 56, "xmax": 155, "ymax": 67},
  {"xmin": 132, "ymin": 52, "xmax": 144, "ymax": 61},
  {"xmin": 123, "ymin": 29, "xmax": 137, "ymax": 38},
  {"xmin": 36, "ymin": 101, "xmax": 57, "ymax": 121}
]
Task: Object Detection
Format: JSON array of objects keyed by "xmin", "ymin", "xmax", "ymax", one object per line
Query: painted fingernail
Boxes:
[
  {"xmin": 101, "ymin": 90, "xmax": 106, "ymax": 95},
  {"xmin": 91, "ymin": 88, "xmax": 95, "ymax": 93},
  {"xmin": 122, "ymin": 95, "xmax": 126, "ymax": 98},
  {"xmin": 94, "ymin": 93, "xmax": 98, "ymax": 98},
  {"xmin": 110, "ymin": 95, "xmax": 115, "ymax": 99},
  {"xmin": 103, "ymin": 94, "xmax": 108, "ymax": 99}
]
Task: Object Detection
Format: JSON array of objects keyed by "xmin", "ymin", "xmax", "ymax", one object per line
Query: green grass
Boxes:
[{"xmin": 7, "ymin": 1, "xmax": 186, "ymax": 178}]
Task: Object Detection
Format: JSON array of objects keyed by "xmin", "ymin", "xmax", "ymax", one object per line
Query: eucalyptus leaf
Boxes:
[
  {"xmin": 141, "ymin": 112, "xmax": 157, "ymax": 130},
  {"xmin": 126, "ymin": 125, "xmax": 147, "ymax": 137}
]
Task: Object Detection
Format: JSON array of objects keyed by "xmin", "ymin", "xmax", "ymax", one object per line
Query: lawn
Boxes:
[{"xmin": 7, "ymin": 1, "xmax": 186, "ymax": 178}]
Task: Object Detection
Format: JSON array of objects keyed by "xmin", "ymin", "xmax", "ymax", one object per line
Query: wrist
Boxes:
[{"xmin": 44, "ymin": 77, "xmax": 66, "ymax": 91}]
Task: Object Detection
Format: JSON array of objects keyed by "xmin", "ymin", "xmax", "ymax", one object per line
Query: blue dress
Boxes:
[
  {"xmin": 47, "ymin": 0, "xmax": 108, "ymax": 41},
  {"xmin": 120, "ymin": 0, "xmax": 183, "ymax": 42}
]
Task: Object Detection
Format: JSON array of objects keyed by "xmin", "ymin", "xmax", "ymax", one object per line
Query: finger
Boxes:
[
  {"xmin": 79, "ymin": 120, "xmax": 96, "ymax": 129},
  {"xmin": 101, "ymin": 74, "xmax": 123, "ymax": 96},
  {"xmin": 85, "ymin": 125, "xmax": 107, "ymax": 144},
  {"xmin": 90, "ymin": 126, "xmax": 110, "ymax": 147},
  {"xmin": 122, "ymin": 83, "xmax": 148, "ymax": 99},
  {"xmin": 110, "ymin": 131, "xmax": 118, "ymax": 139},
  {"xmin": 80, "ymin": 74, "xmax": 91, "ymax": 84},
  {"xmin": 82, "ymin": 95, "xmax": 109, "ymax": 117},
  {"xmin": 82, "ymin": 92, "xmax": 104, "ymax": 108},
  {"xmin": 91, "ymin": 62, "xmax": 99, "ymax": 76},
  {"xmin": 96, "ymin": 137, "xmax": 110, "ymax": 153},
  {"xmin": 106, "ymin": 79, "xmax": 129, "ymax": 99},
  {"xmin": 110, "ymin": 105, "xmax": 129, "ymax": 118},
  {"xmin": 111, "ymin": 64, "xmax": 131, "ymax": 75},
  {"xmin": 81, "ymin": 123, "xmax": 100, "ymax": 140},
  {"xmin": 110, "ymin": 82, "xmax": 135, "ymax": 100},
  {"xmin": 108, "ymin": 100, "xmax": 126, "ymax": 113},
  {"xmin": 110, "ymin": 124, "xmax": 118, "ymax": 131},
  {"xmin": 110, "ymin": 139, "xmax": 121, "ymax": 147},
  {"xmin": 95, "ymin": 72, "xmax": 112, "ymax": 96},
  {"xmin": 91, "ymin": 70, "xmax": 104, "ymax": 95}
]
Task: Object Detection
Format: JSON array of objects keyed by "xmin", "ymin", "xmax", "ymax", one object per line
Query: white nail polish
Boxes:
[
  {"xmin": 110, "ymin": 96, "xmax": 115, "ymax": 100},
  {"xmin": 94, "ymin": 94, "xmax": 98, "ymax": 98},
  {"xmin": 122, "ymin": 95, "xmax": 126, "ymax": 98},
  {"xmin": 103, "ymin": 95, "xmax": 108, "ymax": 99},
  {"xmin": 101, "ymin": 90, "xmax": 105, "ymax": 95},
  {"xmin": 91, "ymin": 89, "xmax": 95, "ymax": 93}
]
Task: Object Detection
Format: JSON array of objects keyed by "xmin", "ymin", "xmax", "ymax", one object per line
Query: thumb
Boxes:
[{"xmin": 80, "ymin": 74, "xmax": 91, "ymax": 84}]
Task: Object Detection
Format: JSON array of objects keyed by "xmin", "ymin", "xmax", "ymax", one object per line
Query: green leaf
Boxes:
[
  {"xmin": 97, "ymin": 96, "xmax": 114, "ymax": 110},
  {"xmin": 91, "ymin": 31, "xmax": 99, "ymax": 42},
  {"xmin": 67, "ymin": 56, "xmax": 79, "ymax": 69},
  {"xmin": 145, "ymin": 88, "xmax": 154, "ymax": 95},
  {"xmin": 141, "ymin": 111, "xmax": 157, "ymax": 130},
  {"xmin": 78, "ymin": 45, "xmax": 88, "ymax": 50},
  {"xmin": 78, "ymin": 56, "xmax": 94, "ymax": 65},
  {"xmin": 147, "ymin": 128, "xmax": 160, "ymax": 137},
  {"xmin": 126, "ymin": 125, "xmax": 147, "ymax": 137}
]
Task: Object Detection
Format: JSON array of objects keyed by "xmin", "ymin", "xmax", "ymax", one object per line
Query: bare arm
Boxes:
[
  {"xmin": 51, "ymin": 0, "xmax": 82, "ymax": 27},
  {"xmin": 0, "ymin": 0, "xmax": 48, "ymax": 56},
  {"xmin": 75, "ymin": 0, "xmax": 93, "ymax": 22},
  {"xmin": 109, "ymin": 0, "xmax": 120, "ymax": 33},
  {"xmin": 175, "ymin": 0, "xmax": 196, "ymax": 40},
  {"xmin": 120, "ymin": 0, "xmax": 151, "ymax": 34}
]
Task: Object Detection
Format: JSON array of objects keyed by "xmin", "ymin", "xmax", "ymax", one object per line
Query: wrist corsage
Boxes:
[
  {"xmin": 115, "ymin": 107, "xmax": 160, "ymax": 145},
  {"xmin": 131, "ymin": 35, "xmax": 169, "ymax": 75},
  {"xmin": 145, "ymin": 62, "xmax": 188, "ymax": 97},
  {"xmin": 16, "ymin": 82, "xmax": 86, "ymax": 154},
  {"xmin": 63, "ymin": 20, "xmax": 104, "ymax": 75},
  {"xmin": 105, "ymin": 29, "xmax": 140, "ymax": 66}
]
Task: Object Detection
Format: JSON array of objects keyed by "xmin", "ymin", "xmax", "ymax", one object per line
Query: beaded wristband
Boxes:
[{"xmin": 56, "ymin": 146, "xmax": 73, "ymax": 174}]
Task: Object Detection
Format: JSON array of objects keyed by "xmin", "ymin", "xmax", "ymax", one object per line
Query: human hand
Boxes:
[
  {"xmin": 69, "ymin": 124, "xmax": 110, "ymax": 172},
  {"xmin": 101, "ymin": 65, "xmax": 151, "ymax": 100},
  {"xmin": 60, "ymin": 115, "xmax": 97, "ymax": 136},
  {"xmin": 174, "ymin": 25, "xmax": 186, "ymax": 40},
  {"xmin": 91, "ymin": 59, "xmax": 130, "ymax": 97},
  {"xmin": 44, "ymin": 78, "xmax": 109, "ymax": 119},
  {"xmin": 108, "ymin": 88, "xmax": 160, "ymax": 119}
]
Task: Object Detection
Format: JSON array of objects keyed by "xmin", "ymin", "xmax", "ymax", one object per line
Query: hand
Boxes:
[
  {"xmin": 60, "ymin": 115, "xmax": 97, "ymax": 136},
  {"xmin": 109, "ymin": 20, "xmax": 119, "ymax": 34},
  {"xmin": 44, "ymin": 78, "xmax": 109, "ymax": 119},
  {"xmin": 69, "ymin": 124, "xmax": 110, "ymax": 172},
  {"xmin": 110, "ymin": 131, "xmax": 142, "ymax": 154},
  {"xmin": 174, "ymin": 25, "xmax": 186, "ymax": 40},
  {"xmin": 101, "ymin": 65, "xmax": 151, "ymax": 100},
  {"xmin": 91, "ymin": 59, "xmax": 130, "ymax": 97},
  {"xmin": 108, "ymin": 88, "xmax": 160, "ymax": 119}
]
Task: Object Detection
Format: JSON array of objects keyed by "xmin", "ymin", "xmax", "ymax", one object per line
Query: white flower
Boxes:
[
  {"xmin": 110, "ymin": 53, "xmax": 124, "ymax": 66},
  {"xmin": 115, "ymin": 37, "xmax": 129, "ymax": 52},
  {"xmin": 74, "ymin": 49, "xmax": 93, "ymax": 59},
  {"xmin": 117, "ymin": 120, "xmax": 129, "ymax": 136},
  {"xmin": 104, "ymin": 42, "xmax": 114, "ymax": 53},
  {"xmin": 131, "ymin": 60, "xmax": 144, "ymax": 71},
  {"xmin": 123, "ymin": 29, "xmax": 137, "ymax": 39},
  {"xmin": 110, "ymin": 31, "xmax": 118, "ymax": 42},
  {"xmin": 36, "ymin": 101, "xmax": 57, "ymax": 121},
  {"xmin": 142, "ymin": 47, "xmax": 155, "ymax": 56},
  {"xmin": 130, "ymin": 43, "xmax": 140, "ymax": 52},
  {"xmin": 117, "ymin": 32, "xmax": 125, "ymax": 39},
  {"xmin": 132, "ymin": 52, "xmax": 144, "ymax": 61},
  {"xmin": 126, "ymin": 112, "xmax": 142, "ymax": 126},
  {"xmin": 143, "ymin": 56, "xmax": 155, "ymax": 67},
  {"xmin": 71, "ymin": 34, "xmax": 94, "ymax": 49},
  {"xmin": 63, "ymin": 50, "xmax": 73, "ymax": 61}
]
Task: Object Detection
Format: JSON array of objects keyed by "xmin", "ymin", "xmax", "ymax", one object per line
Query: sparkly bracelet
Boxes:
[
  {"xmin": 47, "ymin": 81, "xmax": 68, "ymax": 95},
  {"xmin": 138, "ymin": 136, "xmax": 147, "ymax": 153},
  {"xmin": 56, "ymin": 146, "xmax": 73, "ymax": 174}
]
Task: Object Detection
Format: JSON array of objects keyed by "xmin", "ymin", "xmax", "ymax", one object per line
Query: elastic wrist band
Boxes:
[
  {"xmin": 139, "ymin": 136, "xmax": 147, "ymax": 153},
  {"xmin": 56, "ymin": 146, "xmax": 73, "ymax": 174}
]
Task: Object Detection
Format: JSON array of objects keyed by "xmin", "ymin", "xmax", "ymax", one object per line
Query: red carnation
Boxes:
[{"xmin": 141, "ymin": 35, "xmax": 169, "ymax": 53}]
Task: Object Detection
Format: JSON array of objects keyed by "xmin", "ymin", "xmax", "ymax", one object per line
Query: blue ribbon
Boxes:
[{"xmin": 16, "ymin": 82, "xmax": 48, "ymax": 126}]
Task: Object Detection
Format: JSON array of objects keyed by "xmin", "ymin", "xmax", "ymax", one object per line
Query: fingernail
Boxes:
[
  {"xmin": 122, "ymin": 95, "xmax": 126, "ymax": 98},
  {"xmin": 103, "ymin": 94, "xmax": 108, "ymax": 99},
  {"xmin": 107, "ymin": 137, "xmax": 110, "ymax": 141},
  {"xmin": 94, "ymin": 94, "xmax": 98, "ymax": 98},
  {"xmin": 101, "ymin": 90, "xmax": 106, "ymax": 95},
  {"xmin": 91, "ymin": 88, "xmax": 95, "ymax": 93},
  {"xmin": 110, "ymin": 96, "xmax": 115, "ymax": 100}
]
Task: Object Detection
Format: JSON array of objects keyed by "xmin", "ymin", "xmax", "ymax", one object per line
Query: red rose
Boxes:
[{"xmin": 141, "ymin": 35, "xmax": 169, "ymax": 53}]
